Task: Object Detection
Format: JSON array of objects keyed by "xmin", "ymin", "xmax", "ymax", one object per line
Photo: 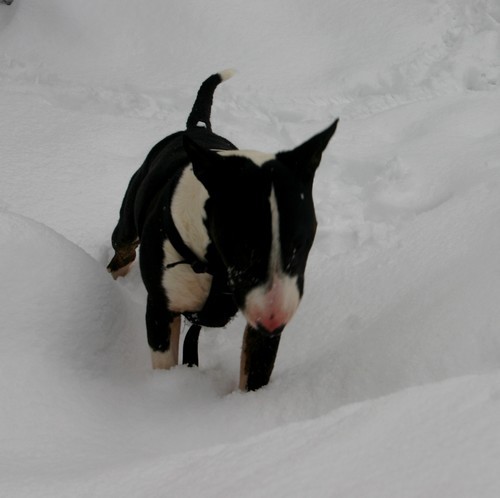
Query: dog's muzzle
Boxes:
[{"xmin": 242, "ymin": 273, "xmax": 300, "ymax": 335}]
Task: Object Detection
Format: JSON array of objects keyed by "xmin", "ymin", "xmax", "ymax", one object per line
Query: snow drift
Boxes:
[{"xmin": 2, "ymin": 0, "xmax": 500, "ymax": 496}]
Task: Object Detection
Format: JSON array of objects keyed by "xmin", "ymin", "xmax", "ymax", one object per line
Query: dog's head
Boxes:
[{"xmin": 184, "ymin": 119, "xmax": 338, "ymax": 335}]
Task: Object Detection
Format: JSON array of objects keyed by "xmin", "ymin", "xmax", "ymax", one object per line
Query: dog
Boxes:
[{"xmin": 107, "ymin": 70, "xmax": 338, "ymax": 391}]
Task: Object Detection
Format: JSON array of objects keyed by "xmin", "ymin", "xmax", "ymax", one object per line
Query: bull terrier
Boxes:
[{"xmin": 108, "ymin": 70, "xmax": 338, "ymax": 390}]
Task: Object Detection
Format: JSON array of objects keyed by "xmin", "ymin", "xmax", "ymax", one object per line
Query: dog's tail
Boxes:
[{"xmin": 186, "ymin": 69, "xmax": 235, "ymax": 131}]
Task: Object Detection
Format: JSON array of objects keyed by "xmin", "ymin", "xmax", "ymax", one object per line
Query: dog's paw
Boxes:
[
  {"xmin": 151, "ymin": 350, "xmax": 178, "ymax": 370},
  {"xmin": 107, "ymin": 260, "xmax": 134, "ymax": 280},
  {"xmin": 106, "ymin": 243, "xmax": 139, "ymax": 279}
]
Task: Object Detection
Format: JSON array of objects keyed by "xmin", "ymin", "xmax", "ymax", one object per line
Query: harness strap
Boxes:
[
  {"xmin": 161, "ymin": 164, "xmax": 213, "ymax": 276},
  {"xmin": 161, "ymin": 162, "xmax": 238, "ymax": 362},
  {"xmin": 165, "ymin": 258, "xmax": 209, "ymax": 274}
]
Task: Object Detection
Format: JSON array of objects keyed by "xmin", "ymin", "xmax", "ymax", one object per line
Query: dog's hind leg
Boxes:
[
  {"xmin": 107, "ymin": 170, "xmax": 144, "ymax": 279},
  {"xmin": 107, "ymin": 238, "xmax": 139, "ymax": 279},
  {"xmin": 146, "ymin": 294, "xmax": 181, "ymax": 369},
  {"xmin": 239, "ymin": 325, "xmax": 282, "ymax": 391}
]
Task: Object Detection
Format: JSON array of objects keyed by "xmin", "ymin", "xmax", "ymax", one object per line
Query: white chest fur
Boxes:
[{"xmin": 161, "ymin": 166, "xmax": 212, "ymax": 313}]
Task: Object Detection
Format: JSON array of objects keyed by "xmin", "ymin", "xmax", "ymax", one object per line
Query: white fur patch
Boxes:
[
  {"xmin": 162, "ymin": 240, "xmax": 212, "ymax": 312},
  {"xmin": 162, "ymin": 166, "xmax": 212, "ymax": 312},
  {"xmin": 269, "ymin": 187, "xmax": 281, "ymax": 274},
  {"xmin": 151, "ymin": 349, "xmax": 177, "ymax": 369},
  {"xmin": 219, "ymin": 68, "xmax": 236, "ymax": 81},
  {"xmin": 216, "ymin": 149, "xmax": 275, "ymax": 167},
  {"xmin": 170, "ymin": 166, "xmax": 211, "ymax": 258},
  {"xmin": 243, "ymin": 274, "xmax": 300, "ymax": 330},
  {"xmin": 242, "ymin": 187, "xmax": 300, "ymax": 330},
  {"xmin": 151, "ymin": 315, "xmax": 180, "ymax": 369}
]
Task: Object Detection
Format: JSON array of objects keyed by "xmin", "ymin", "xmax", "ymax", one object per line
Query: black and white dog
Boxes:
[{"xmin": 108, "ymin": 70, "xmax": 338, "ymax": 391}]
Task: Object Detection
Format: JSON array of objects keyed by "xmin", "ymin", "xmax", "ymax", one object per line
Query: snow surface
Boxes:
[{"xmin": 2, "ymin": 0, "xmax": 500, "ymax": 496}]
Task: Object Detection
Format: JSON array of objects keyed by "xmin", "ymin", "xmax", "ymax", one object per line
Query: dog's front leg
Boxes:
[
  {"xmin": 146, "ymin": 294, "xmax": 180, "ymax": 369},
  {"xmin": 239, "ymin": 325, "xmax": 282, "ymax": 391}
]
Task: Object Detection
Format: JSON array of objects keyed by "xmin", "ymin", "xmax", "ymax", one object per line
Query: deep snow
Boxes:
[{"xmin": 2, "ymin": 0, "xmax": 500, "ymax": 496}]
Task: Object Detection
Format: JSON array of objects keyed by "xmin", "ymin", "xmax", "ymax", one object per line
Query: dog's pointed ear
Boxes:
[
  {"xmin": 183, "ymin": 135, "xmax": 223, "ymax": 192},
  {"xmin": 277, "ymin": 119, "xmax": 339, "ymax": 181}
]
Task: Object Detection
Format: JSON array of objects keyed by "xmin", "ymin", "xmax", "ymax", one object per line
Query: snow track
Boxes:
[{"xmin": 2, "ymin": 0, "xmax": 500, "ymax": 495}]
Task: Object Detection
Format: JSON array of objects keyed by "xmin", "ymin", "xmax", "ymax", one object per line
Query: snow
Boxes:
[{"xmin": 2, "ymin": 0, "xmax": 500, "ymax": 495}]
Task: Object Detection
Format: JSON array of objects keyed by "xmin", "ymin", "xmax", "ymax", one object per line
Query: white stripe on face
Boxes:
[{"xmin": 243, "ymin": 187, "xmax": 300, "ymax": 333}]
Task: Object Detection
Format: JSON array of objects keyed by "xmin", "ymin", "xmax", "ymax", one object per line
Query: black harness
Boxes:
[{"xmin": 161, "ymin": 167, "xmax": 238, "ymax": 366}]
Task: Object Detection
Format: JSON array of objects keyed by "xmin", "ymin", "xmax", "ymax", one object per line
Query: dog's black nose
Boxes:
[{"xmin": 256, "ymin": 323, "xmax": 285, "ymax": 337}]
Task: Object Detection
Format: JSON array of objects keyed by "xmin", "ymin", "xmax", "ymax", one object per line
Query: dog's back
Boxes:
[
  {"xmin": 107, "ymin": 71, "xmax": 237, "ymax": 278},
  {"xmin": 109, "ymin": 71, "xmax": 237, "ymax": 258}
]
